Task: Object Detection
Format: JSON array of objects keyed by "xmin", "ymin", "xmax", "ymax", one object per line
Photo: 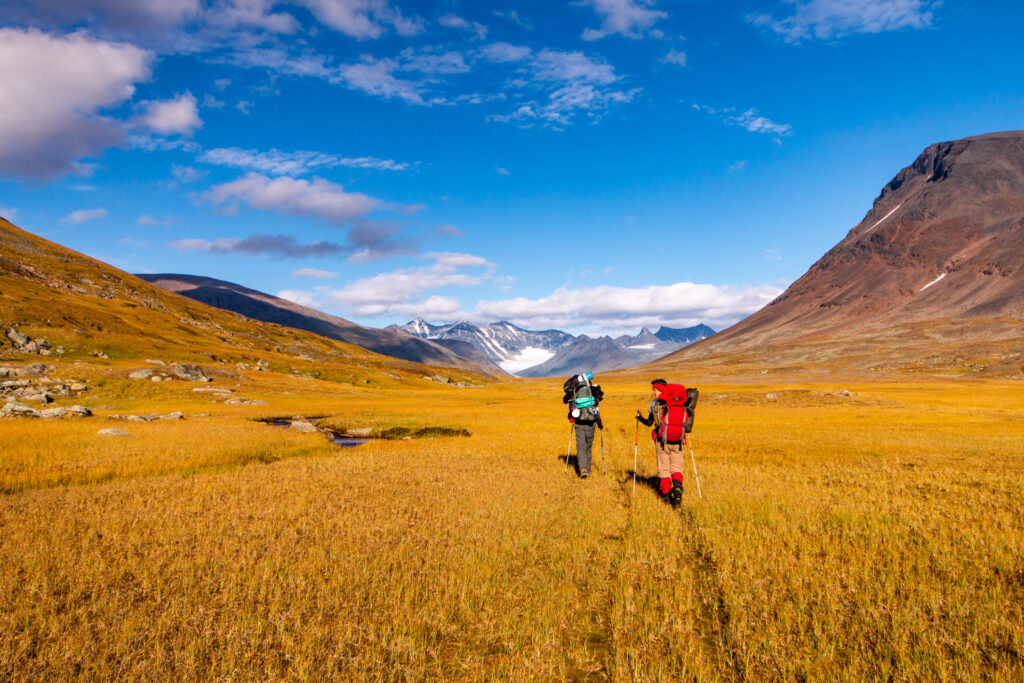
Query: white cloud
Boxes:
[
  {"xmin": 291, "ymin": 252, "xmax": 495, "ymax": 316},
  {"xmin": 138, "ymin": 214, "xmax": 160, "ymax": 225},
  {"xmin": 202, "ymin": 173, "xmax": 379, "ymax": 224},
  {"xmin": 336, "ymin": 56, "xmax": 427, "ymax": 105},
  {"xmin": 294, "ymin": 0, "xmax": 423, "ymax": 39},
  {"xmin": 661, "ymin": 48, "xmax": 687, "ymax": 66},
  {"xmin": 580, "ymin": 0, "xmax": 668, "ymax": 40},
  {"xmin": 292, "ymin": 267, "xmax": 339, "ymax": 278},
  {"xmin": 138, "ymin": 92, "xmax": 202, "ymax": 136},
  {"xmin": 204, "ymin": 0, "xmax": 300, "ymax": 34},
  {"xmin": 468, "ymin": 282, "xmax": 783, "ymax": 332},
  {"xmin": 171, "ymin": 163, "xmax": 207, "ymax": 183},
  {"xmin": 0, "ymin": 207, "xmax": 17, "ymax": 220},
  {"xmin": 439, "ymin": 13, "xmax": 487, "ymax": 40},
  {"xmin": 199, "ymin": 147, "xmax": 411, "ymax": 175},
  {"xmin": 750, "ymin": 0, "xmax": 937, "ymax": 43},
  {"xmin": 0, "ymin": 28, "xmax": 152, "ymax": 180},
  {"xmin": 486, "ymin": 48, "xmax": 638, "ymax": 126},
  {"xmin": 434, "ymin": 224, "xmax": 465, "ymax": 237},
  {"xmin": 277, "ymin": 289, "xmax": 324, "ymax": 308},
  {"xmin": 14, "ymin": 0, "xmax": 201, "ymax": 33},
  {"xmin": 493, "ymin": 10, "xmax": 532, "ymax": 30},
  {"xmin": 236, "ymin": 100, "xmax": 252, "ymax": 114},
  {"xmin": 495, "ymin": 166, "xmax": 510, "ymax": 175},
  {"xmin": 62, "ymin": 208, "xmax": 108, "ymax": 224},
  {"xmin": 694, "ymin": 104, "xmax": 793, "ymax": 139},
  {"xmin": 202, "ymin": 93, "xmax": 226, "ymax": 108}
]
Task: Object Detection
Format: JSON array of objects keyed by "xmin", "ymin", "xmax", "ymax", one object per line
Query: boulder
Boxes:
[
  {"xmin": 173, "ymin": 363, "xmax": 211, "ymax": 382},
  {"xmin": 69, "ymin": 383, "xmax": 87, "ymax": 392},
  {"xmin": 68, "ymin": 405, "xmax": 92, "ymax": 417},
  {"xmin": 151, "ymin": 375, "xmax": 164, "ymax": 382},
  {"xmin": 289, "ymin": 421, "xmax": 318, "ymax": 433},
  {"xmin": 160, "ymin": 411, "xmax": 184, "ymax": 420},
  {"xmin": 97, "ymin": 428, "xmax": 129, "ymax": 437},
  {"xmin": 6, "ymin": 328, "xmax": 29, "ymax": 347},
  {"xmin": 40, "ymin": 407, "xmax": 68, "ymax": 419},
  {"xmin": 145, "ymin": 359, "xmax": 165, "ymax": 365},
  {"xmin": 2, "ymin": 402, "xmax": 40, "ymax": 418},
  {"xmin": 17, "ymin": 363, "xmax": 47, "ymax": 377},
  {"xmin": 128, "ymin": 369, "xmax": 153, "ymax": 379}
]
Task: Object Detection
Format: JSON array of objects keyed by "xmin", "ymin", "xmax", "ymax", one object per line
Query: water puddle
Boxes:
[{"xmin": 262, "ymin": 417, "xmax": 368, "ymax": 448}]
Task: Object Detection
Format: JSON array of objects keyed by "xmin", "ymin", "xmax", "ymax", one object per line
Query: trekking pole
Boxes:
[
  {"xmin": 600, "ymin": 425, "xmax": 605, "ymax": 475},
  {"xmin": 564, "ymin": 424, "xmax": 573, "ymax": 473},
  {"xmin": 632, "ymin": 418, "xmax": 639, "ymax": 494},
  {"xmin": 687, "ymin": 434, "xmax": 703, "ymax": 499}
]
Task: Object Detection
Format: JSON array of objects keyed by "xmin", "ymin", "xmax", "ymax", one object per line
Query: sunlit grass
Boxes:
[{"xmin": 1, "ymin": 372, "xmax": 1022, "ymax": 678}]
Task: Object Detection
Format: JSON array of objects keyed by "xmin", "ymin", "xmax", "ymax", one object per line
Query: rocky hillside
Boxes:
[
  {"xmin": 0, "ymin": 219, "xmax": 485, "ymax": 384},
  {"xmin": 656, "ymin": 131, "xmax": 1024, "ymax": 376}
]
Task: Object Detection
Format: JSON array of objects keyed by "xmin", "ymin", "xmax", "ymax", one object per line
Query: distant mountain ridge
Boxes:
[
  {"xmin": 137, "ymin": 274, "xmax": 505, "ymax": 375},
  {"xmin": 399, "ymin": 318, "xmax": 714, "ymax": 376}
]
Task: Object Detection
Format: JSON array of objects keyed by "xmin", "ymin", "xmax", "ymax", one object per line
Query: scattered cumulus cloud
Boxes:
[
  {"xmin": 434, "ymin": 224, "xmax": 465, "ymax": 237},
  {"xmin": 580, "ymin": 0, "xmax": 668, "ymax": 40},
  {"xmin": 0, "ymin": 28, "xmax": 152, "ymax": 180},
  {"xmin": 171, "ymin": 163, "xmax": 207, "ymax": 183},
  {"xmin": 171, "ymin": 234, "xmax": 347, "ymax": 258},
  {"xmin": 495, "ymin": 166, "xmax": 511, "ymax": 175},
  {"xmin": 199, "ymin": 147, "xmax": 412, "ymax": 175},
  {"xmin": 295, "ymin": 0, "xmax": 423, "ymax": 39},
  {"xmin": 728, "ymin": 160, "xmax": 749, "ymax": 173},
  {"xmin": 493, "ymin": 9, "xmax": 533, "ymax": 30},
  {"xmin": 201, "ymin": 173, "xmax": 380, "ymax": 225},
  {"xmin": 62, "ymin": 208, "xmax": 108, "ymax": 224},
  {"xmin": 661, "ymin": 48, "xmax": 687, "ymax": 66},
  {"xmin": 235, "ymin": 100, "xmax": 252, "ymax": 114},
  {"xmin": 277, "ymin": 289, "xmax": 324, "ymax": 308},
  {"xmin": 138, "ymin": 214, "xmax": 160, "ymax": 225},
  {"xmin": 293, "ymin": 267, "xmax": 338, "ymax": 278},
  {"xmin": 0, "ymin": 207, "xmax": 18, "ymax": 220},
  {"xmin": 439, "ymin": 14, "xmax": 487, "ymax": 40},
  {"xmin": 694, "ymin": 104, "xmax": 793, "ymax": 139},
  {"xmin": 749, "ymin": 0, "xmax": 938, "ymax": 43},
  {"xmin": 137, "ymin": 92, "xmax": 202, "ymax": 136},
  {"xmin": 467, "ymin": 281, "xmax": 782, "ymax": 332}
]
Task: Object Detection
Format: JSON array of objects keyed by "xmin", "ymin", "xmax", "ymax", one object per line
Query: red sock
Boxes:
[
  {"xmin": 660, "ymin": 478, "xmax": 672, "ymax": 495},
  {"xmin": 672, "ymin": 472, "xmax": 684, "ymax": 484}
]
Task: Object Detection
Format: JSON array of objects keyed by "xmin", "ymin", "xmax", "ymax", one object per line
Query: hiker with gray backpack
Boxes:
[
  {"xmin": 635, "ymin": 378, "xmax": 699, "ymax": 507},
  {"xmin": 563, "ymin": 372, "xmax": 604, "ymax": 478}
]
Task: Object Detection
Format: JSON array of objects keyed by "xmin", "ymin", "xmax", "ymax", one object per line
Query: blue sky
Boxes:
[{"xmin": 1, "ymin": 0, "xmax": 1022, "ymax": 336}]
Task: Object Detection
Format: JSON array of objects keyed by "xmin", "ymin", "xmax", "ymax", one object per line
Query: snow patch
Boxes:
[
  {"xmin": 919, "ymin": 272, "xmax": 946, "ymax": 292},
  {"xmin": 861, "ymin": 203, "xmax": 902, "ymax": 237},
  {"xmin": 499, "ymin": 347, "xmax": 555, "ymax": 375},
  {"xmin": 627, "ymin": 344, "xmax": 655, "ymax": 350}
]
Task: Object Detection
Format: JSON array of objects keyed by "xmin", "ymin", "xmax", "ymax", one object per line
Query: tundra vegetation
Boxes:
[{"xmin": 1, "ymin": 358, "xmax": 1022, "ymax": 680}]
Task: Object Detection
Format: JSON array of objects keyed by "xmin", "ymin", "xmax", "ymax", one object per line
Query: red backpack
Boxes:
[{"xmin": 653, "ymin": 383, "xmax": 688, "ymax": 444}]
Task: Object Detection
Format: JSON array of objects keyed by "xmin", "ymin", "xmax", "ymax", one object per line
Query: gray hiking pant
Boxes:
[{"xmin": 574, "ymin": 423, "xmax": 595, "ymax": 474}]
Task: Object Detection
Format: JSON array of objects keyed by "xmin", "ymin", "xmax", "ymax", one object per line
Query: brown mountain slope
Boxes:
[
  {"xmin": 0, "ymin": 218, "xmax": 486, "ymax": 382},
  {"xmin": 654, "ymin": 131, "xmax": 1024, "ymax": 377},
  {"xmin": 137, "ymin": 274, "xmax": 504, "ymax": 375}
]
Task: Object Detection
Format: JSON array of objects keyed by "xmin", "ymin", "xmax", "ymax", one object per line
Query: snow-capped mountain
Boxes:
[{"xmin": 399, "ymin": 319, "xmax": 715, "ymax": 377}]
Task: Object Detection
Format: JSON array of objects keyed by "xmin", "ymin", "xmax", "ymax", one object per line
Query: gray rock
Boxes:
[
  {"xmin": 161, "ymin": 412, "xmax": 184, "ymax": 420},
  {"xmin": 17, "ymin": 363, "xmax": 47, "ymax": 377},
  {"xmin": 150, "ymin": 375, "xmax": 164, "ymax": 382},
  {"xmin": 97, "ymin": 428, "xmax": 129, "ymax": 437},
  {"xmin": 145, "ymin": 359, "xmax": 165, "ymax": 365},
  {"xmin": 765, "ymin": 393, "xmax": 779, "ymax": 400},
  {"xmin": 289, "ymin": 421, "xmax": 318, "ymax": 433},
  {"xmin": 40, "ymin": 407, "xmax": 68, "ymax": 419},
  {"xmin": 68, "ymin": 405, "xmax": 92, "ymax": 417},
  {"xmin": 2, "ymin": 402, "xmax": 40, "ymax": 417},
  {"xmin": 7, "ymin": 328, "xmax": 29, "ymax": 347},
  {"xmin": 173, "ymin": 363, "xmax": 211, "ymax": 382},
  {"xmin": 69, "ymin": 383, "xmax": 87, "ymax": 392},
  {"xmin": 128, "ymin": 369, "xmax": 153, "ymax": 380}
]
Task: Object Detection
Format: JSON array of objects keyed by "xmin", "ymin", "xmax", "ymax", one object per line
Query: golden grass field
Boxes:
[{"xmin": 2, "ymin": 361, "xmax": 1022, "ymax": 680}]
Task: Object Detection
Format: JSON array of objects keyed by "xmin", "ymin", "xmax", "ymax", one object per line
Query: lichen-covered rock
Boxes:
[
  {"xmin": 97, "ymin": 428, "xmax": 129, "ymax": 437},
  {"xmin": 289, "ymin": 421, "xmax": 318, "ymax": 433},
  {"xmin": 2, "ymin": 402, "xmax": 40, "ymax": 417},
  {"xmin": 173, "ymin": 363, "xmax": 211, "ymax": 382},
  {"xmin": 129, "ymin": 369, "xmax": 153, "ymax": 380}
]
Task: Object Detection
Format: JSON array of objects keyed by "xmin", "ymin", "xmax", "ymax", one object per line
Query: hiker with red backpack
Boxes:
[
  {"xmin": 635, "ymin": 378, "xmax": 698, "ymax": 507},
  {"xmin": 563, "ymin": 372, "xmax": 604, "ymax": 479}
]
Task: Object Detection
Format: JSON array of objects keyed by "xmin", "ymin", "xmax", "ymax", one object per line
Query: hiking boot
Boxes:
[
  {"xmin": 580, "ymin": 470, "xmax": 590, "ymax": 479},
  {"xmin": 669, "ymin": 480, "xmax": 683, "ymax": 507}
]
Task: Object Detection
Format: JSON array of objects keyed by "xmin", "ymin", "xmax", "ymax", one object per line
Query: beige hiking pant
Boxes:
[{"xmin": 655, "ymin": 440, "xmax": 685, "ymax": 478}]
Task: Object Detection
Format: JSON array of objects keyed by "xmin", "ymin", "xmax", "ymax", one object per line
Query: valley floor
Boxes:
[{"xmin": 1, "ymin": 370, "xmax": 1023, "ymax": 680}]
